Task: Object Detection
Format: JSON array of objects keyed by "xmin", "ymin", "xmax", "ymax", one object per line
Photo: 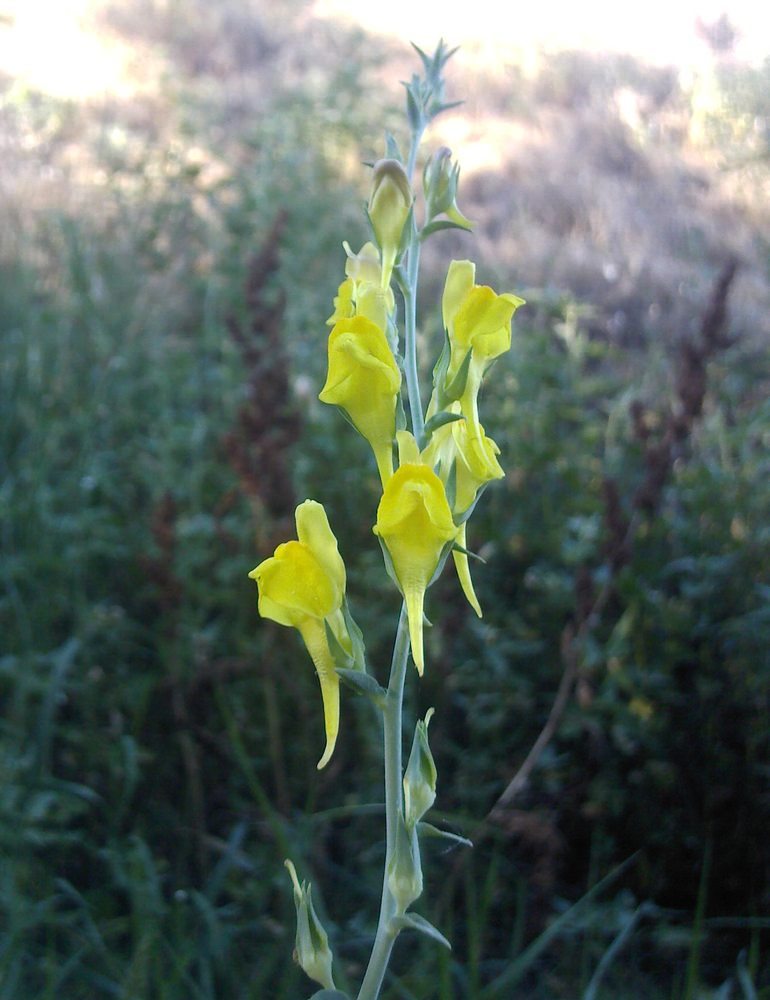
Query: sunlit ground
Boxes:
[
  {"xmin": 315, "ymin": 0, "xmax": 770, "ymax": 67},
  {"xmin": 1, "ymin": 0, "xmax": 769, "ymax": 101}
]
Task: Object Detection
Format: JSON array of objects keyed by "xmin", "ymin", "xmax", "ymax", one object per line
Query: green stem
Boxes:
[
  {"xmin": 406, "ymin": 125, "xmax": 424, "ymax": 184},
  {"xmin": 357, "ymin": 603, "xmax": 410, "ymax": 1000},
  {"xmin": 402, "ymin": 242, "xmax": 424, "ymax": 444}
]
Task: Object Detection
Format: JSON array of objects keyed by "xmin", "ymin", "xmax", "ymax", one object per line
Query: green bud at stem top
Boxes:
[{"xmin": 368, "ymin": 159, "xmax": 413, "ymax": 289}]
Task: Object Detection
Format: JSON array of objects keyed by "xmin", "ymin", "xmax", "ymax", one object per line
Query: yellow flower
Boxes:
[
  {"xmin": 319, "ymin": 315, "xmax": 401, "ymax": 486},
  {"xmin": 423, "ymin": 405, "xmax": 504, "ymax": 616},
  {"xmin": 368, "ymin": 159, "xmax": 413, "ymax": 289},
  {"xmin": 326, "ymin": 242, "xmax": 395, "ymax": 330},
  {"xmin": 441, "ymin": 260, "xmax": 524, "ymax": 436},
  {"xmin": 249, "ymin": 500, "xmax": 348, "ymax": 769},
  {"xmin": 373, "ymin": 434, "xmax": 457, "ymax": 674}
]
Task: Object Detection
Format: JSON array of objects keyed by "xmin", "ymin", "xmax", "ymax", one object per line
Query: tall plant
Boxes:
[{"xmin": 248, "ymin": 42, "xmax": 524, "ymax": 999}]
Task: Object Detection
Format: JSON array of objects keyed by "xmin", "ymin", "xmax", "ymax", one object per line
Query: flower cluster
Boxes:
[
  {"xmin": 247, "ymin": 45, "xmax": 524, "ymax": 991},
  {"xmin": 249, "ymin": 158, "xmax": 523, "ymax": 762}
]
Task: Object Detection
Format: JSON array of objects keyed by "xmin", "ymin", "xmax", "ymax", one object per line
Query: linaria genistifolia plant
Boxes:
[{"xmin": 249, "ymin": 42, "xmax": 524, "ymax": 999}]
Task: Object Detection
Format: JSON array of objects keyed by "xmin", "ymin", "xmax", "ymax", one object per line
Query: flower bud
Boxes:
[
  {"xmin": 387, "ymin": 812, "xmax": 423, "ymax": 916},
  {"xmin": 368, "ymin": 159, "xmax": 413, "ymax": 288},
  {"xmin": 423, "ymin": 147, "xmax": 472, "ymax": 229},
  {"xmin": 403, "ymin": 708, "xmax": 437, "ymax": 829},
  {"xmin": 285, "ymin": 860, "xmax": 336, "ymax": 991}
]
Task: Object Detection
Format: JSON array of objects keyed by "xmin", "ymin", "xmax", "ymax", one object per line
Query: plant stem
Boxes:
[
  {"xmin": 357, "ymin": 603, "xmax": 410, "ymax": 1000},
  {"xmin": 402, "ymin": 242, "xmax": 424, "ymax": 444}
]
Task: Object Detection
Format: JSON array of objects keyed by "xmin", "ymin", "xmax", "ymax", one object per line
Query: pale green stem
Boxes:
[
  {"xmin": 403, "ymin": 125, "xmax": 426, "ymax": 444},
  {"xmin": 402, "ymin": 244, "xmax": 424, "ymax": 444},
  {"xmin": 357, "ymin": 603, "xmax": 410, "ymax": 1000},
  {"xmin": 406, "ymin": 125, "xmax": 424, "ymax": 185}
]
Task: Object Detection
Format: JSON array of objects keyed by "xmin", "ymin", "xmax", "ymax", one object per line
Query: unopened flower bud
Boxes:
[
  {"xmin": 423, "ymin": 147, "xmax": 472, "ymax": 230},
  {"xmin": 368, "ymin": 158, "xmax": 413, "ymax": 288},
  {"xmin": 285, "ymin": 860, "xmax": 336, "ymax": 991},
  {"xmin": 387, "ymin": 812, "xmax": 423, "ymax": 916},
  {"xmin": 403, "ymin": 708, "xmax": 437, "ymax": 829}
]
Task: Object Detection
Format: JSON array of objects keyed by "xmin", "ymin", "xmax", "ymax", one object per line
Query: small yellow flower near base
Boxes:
[
  {"xmin": 373, "ymin": 436, "xmax": 457, "ymax": 674},
  {"xmin": 249, "ymin": 501, "xmax": 349, "ymax": 769}
]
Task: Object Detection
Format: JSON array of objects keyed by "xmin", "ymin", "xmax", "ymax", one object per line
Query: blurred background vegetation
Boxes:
[{"xmin": 1, "ymin": 1, "xmax": 769, "ymax": 997}]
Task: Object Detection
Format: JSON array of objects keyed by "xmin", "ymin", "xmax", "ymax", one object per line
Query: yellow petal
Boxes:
[
  {"xmin": 250, "ymin": 540, "xmax": 337, "ymax": 626},
  {"xmin": 320, "ymin": 317, "xmax": 400, "ymax": 485},
  {"xmin": 344, "ymin": 240, "xmax": 382, "ymax": 286},
  {"xmin": 374, "ymin": 464, "xmax": 457, "ymax": 673},
  {"xmin": 298, "ymin": 617, "xmax": 341, "ymax": 769},
  {"xmin": 442, "ymin": 260, "xmax": 475, "ymax": 334},
  {"xmin": 295, "ymin": 500, "xmax": 346, "ymax": 604},
  {"xmin": 396, "ymin": 429, "xmax": 422, "ymax": 466},
  {"xmin": 452, "ymin": 522, "xmax": 482, "ymax": 618},
  {"xmin": 326, "ymin": 278, "xmax": 355, "ymax": 326}
]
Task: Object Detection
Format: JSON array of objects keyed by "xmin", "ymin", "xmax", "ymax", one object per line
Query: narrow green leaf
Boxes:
[
  {"xmin": 384, "ymin": 132, "xmax": 403, "ymax": 162},
  {"xmin": 324, "ymin": 620, "xmax": 354, "ymax": 673},
  {"xmin": 336, "ymin": 669, "xmax": 386, "ymax": 706},
  {"xmin": 308, "ymin": 991, "xmax": 351, "ymax": 1000},
  {"xmin": 451, "ymin": 541, "xmax": 485, "ymax": 563},
  {"xmin": 443, "ymin": 349, "xmax": 472, "ymax": 404},
  {"xmin": 737, "ymin": 949, "xmax": 758, "ymax": 1000},
  {"xmin": 393, "ymin": 912, "xmax": 452, "ymax": 950},
  {"xmin": 431, "ymin": 331, "xmax": 451, "ymax": 397},
  {"xmin": 422, "ymin": 410, "xmax": 464, "ymax": 443},
  {"xmin": 480, "ymin": 853, "xmax": 640, "ymax": 998},
  {"xmin": 420, "ymin": 218, "xmax": 472, "ymax": 239},
  {"xmin": 418, "ymin": 821, "xmax": 473, "ymax": 848}
]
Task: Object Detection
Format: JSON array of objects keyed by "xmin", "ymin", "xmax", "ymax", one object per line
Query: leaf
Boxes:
[
  {"xmin": 422, "ymin": 410, "xmax": 464, "ymax": 444},
  {"xmin": 324, "ymin": 620, "xmax": 354, "ymax": 673},
  {"xmin": 431, "ymin": 331, "xmax": 451, "ymax": 396},
  {"xmin": 342, "ymin": 598, "xmax": 367, "ymax": 672},
  {"xmin": 418, "ymin": 821, "xmax": 473, "ymax": 848},
  {"xmin": 384, "ymin": 132, "xmax": 403, "ymax": 162},
  {"xmin": 479, "ymin": 853, "xmax": 640, "ymax": 998},
  {"xmin": 420, "ymin": 218, "xmax": 472, "ymax": 239},
  {"xmin": 392, "ymin": 912, "xmax": 452, "ymax": 950},
  {"xmin": 443, "ymin": 349, "xmax": 472, "ymax": 404},
  {"xmin": 308, "ymin": 991, "xmax": 351, "ymax": 1000},
  {"xmin": 336, "ymin": 669, "xmax": 386, "ymax": 707},
  {"xmin": 429, "ymin": 99, "xmax": 464, "ymax": 118},
  {"xmin": 451, "ymin": 540, "xmax": 485, "ymax": 563},
  {"xmin": 404, "ymin": 82, "xmax": 423, "ymax": 132}
]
